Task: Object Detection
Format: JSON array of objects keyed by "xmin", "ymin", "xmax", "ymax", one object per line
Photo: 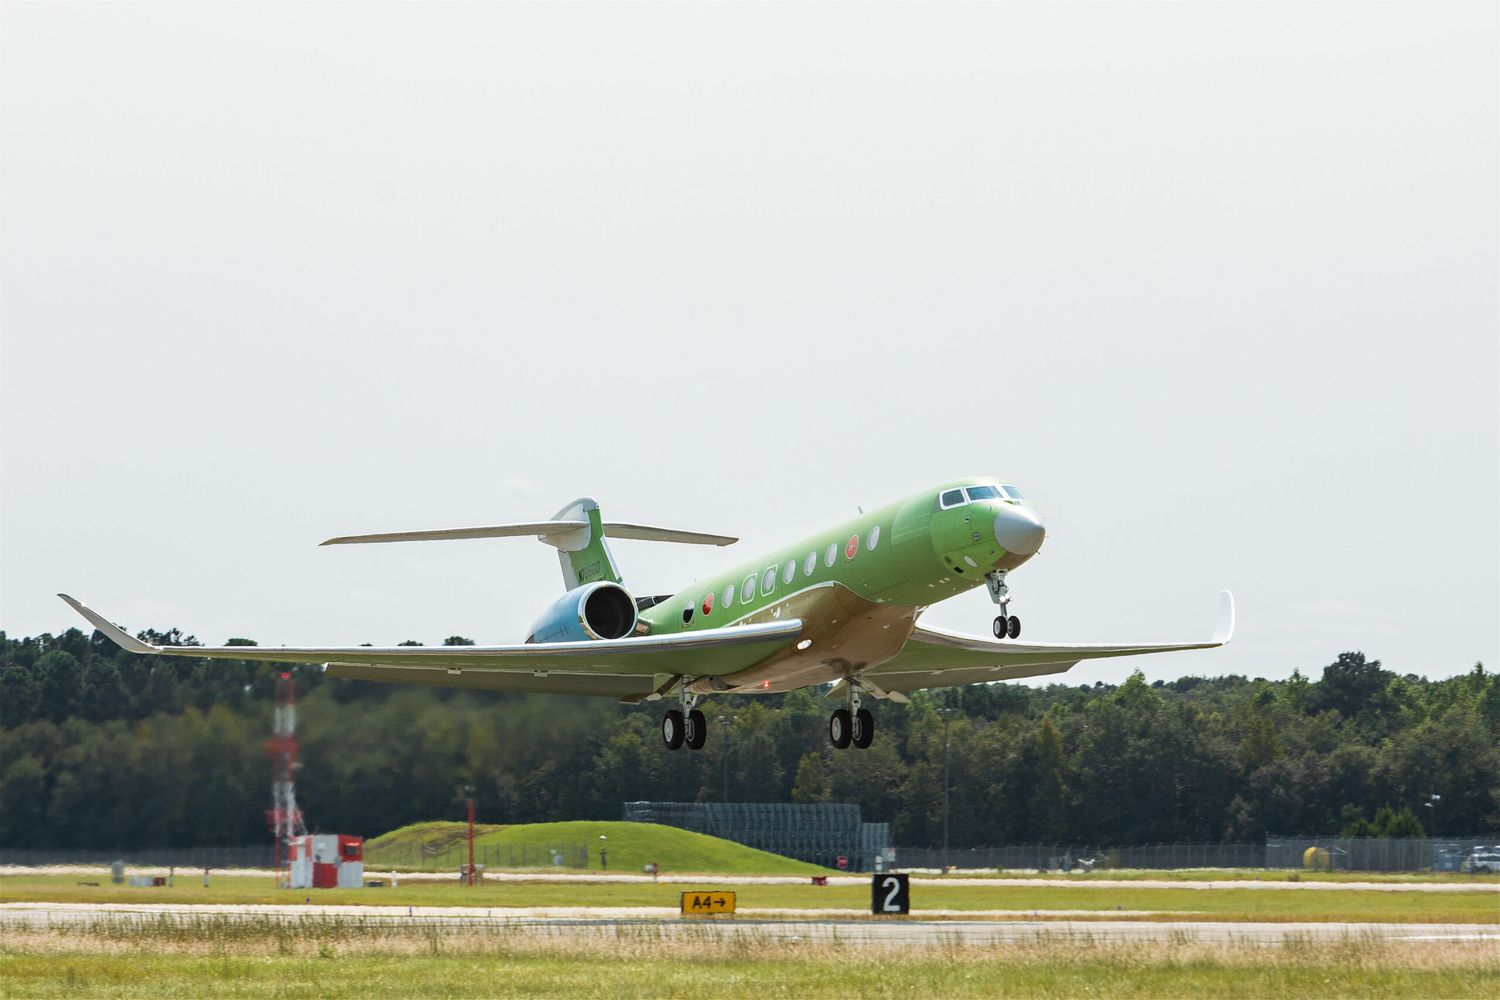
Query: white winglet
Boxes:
[
  {"xmin": 1212, "ymin": 590, "xmax": 1236, "ymax": 646},
  {"xmin": 57, "ymin": 594, "xmax": 160, "ymax": 654}
]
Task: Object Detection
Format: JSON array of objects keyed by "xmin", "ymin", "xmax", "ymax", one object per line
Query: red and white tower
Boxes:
[{"xmin": 266, "ymin": 671, "xmax": 307, "ymax": 887}]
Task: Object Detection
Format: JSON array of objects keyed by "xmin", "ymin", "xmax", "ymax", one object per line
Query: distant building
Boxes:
[
  {"xmin": 286, "ymin": 834, "xmax": 364, "ymax": 889},
  {"xmin": 623, "ymin": 801, "xmax": 893, "ymax": 872}
]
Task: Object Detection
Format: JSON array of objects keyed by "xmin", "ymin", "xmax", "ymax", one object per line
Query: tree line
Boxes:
[{"xmin": 1, "ymin": 626, "xmax": 1496, "ymax": 850}]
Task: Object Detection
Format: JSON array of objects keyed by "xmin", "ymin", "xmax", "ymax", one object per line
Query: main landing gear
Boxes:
[
  {"xmin": 662, "ymin": 688, "xmax": 707, "ymax": 751},
  {"xmin": 986, "ymin": 570, "xmax": 1021, "ymax": 639},
  {"xmin": 829, "ymin": 683, "xmax": 874, "ymax": 751}
]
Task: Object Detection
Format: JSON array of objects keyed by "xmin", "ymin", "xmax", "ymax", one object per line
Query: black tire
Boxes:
[
  {"xmin": 829, "ymin": 709, "xmax": 852, "ymax": 749},
  {"xmin": 992, "ymin": 616, "xmax": 1007, "ymax": 639},
  {"xmin": 853, "ymin": 708, "xmax": 875, "ymax": 749},
  {"xmin": 1007, "ymin": 615, "xmax": 1021, "ymax": 639},
  {"xmin": 685, "ymin": 709, "xmax": 707, "ymax": 750},
  {"xmin": 662, "ymin": 710, "xmax": 685, "ymax": 750}
]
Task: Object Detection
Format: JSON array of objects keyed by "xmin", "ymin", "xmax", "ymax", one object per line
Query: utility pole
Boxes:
[
  {"xmin": 464, "ymin": 785, "xmax": 476, "ymax": 886},
  {"xmin": 718, "ymin": 715, "xmax": 737, "ymax": 802},
  {"xmin": 1424, "ymin": 793, "xmax": 1441, "ymax": 837},
  {"xmin": 938, "ymin": 703, "xmax": 956, "ymax": 871}
]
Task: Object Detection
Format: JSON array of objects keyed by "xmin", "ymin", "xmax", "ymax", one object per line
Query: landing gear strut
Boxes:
[
  {"xmin": 829, "ymin": 682, "xmax": 875, "ymax": 750},
  {"xmin": 663, "ymin": 686, "xmax": 707, "ymax": 751},
  {"xmin": 986, "ymin": 570, "xmax": 1021, "ymax": 639}
]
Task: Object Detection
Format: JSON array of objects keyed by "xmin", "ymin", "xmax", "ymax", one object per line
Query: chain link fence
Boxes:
[
  {"xmin": 7, "ymin": 834, "xmax": 1492, "ymax": 875},
  {"xmin": 0, "ymin": 845, "xmax": 277, "ymax": 869},
  {"xmin": 895, "ymin": 836, "xmax": 1497, "ymax": 872},
  {"xmin": 1, "ymin": 841, "xmax": 591, "ymax": 872},
  {"xmin": 624, "ymin": 801, "xmax": 891, "ymax": 871},
  {"xmin": 894, "ymin": 844, "xmax": 1266, "ymax": 871},
  {"xmin": 1265, "ymin": 834, "xmax": 1496, "ymax": 872},
  {"xmin": 362, "ymin": 841, "xmax": 589, "ymax": 871}
]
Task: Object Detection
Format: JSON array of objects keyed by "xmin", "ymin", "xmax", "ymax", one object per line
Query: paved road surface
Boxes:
[{"xmin": 4, "ymin": 866, "xmax": 1495, "ymax": 892}]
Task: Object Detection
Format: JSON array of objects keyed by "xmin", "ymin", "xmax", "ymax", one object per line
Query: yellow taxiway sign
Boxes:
[{"xmin": 681, "ymin": 890, "xmax": 736, "ymax": 915}]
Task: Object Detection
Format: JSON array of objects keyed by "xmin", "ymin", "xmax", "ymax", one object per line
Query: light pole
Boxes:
[
  {"xmin": 1424, "ymin": 793, "xmax": 1441, "ymax": 836},
  {"xmin": 937, "ymin": 705, "xmax": 957, "ymax": 871},
  {"xmin": 462, "ymin": 784, "xmax": 475, "ymax": 886},
  {"xmin": 718, "ymin": 715, "xmax": 737, "ymax": 803}
]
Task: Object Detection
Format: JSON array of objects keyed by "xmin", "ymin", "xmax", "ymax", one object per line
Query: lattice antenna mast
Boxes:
[{"xmin": 267, "ymin": 670, "xmax": 307, "ymax": 886}]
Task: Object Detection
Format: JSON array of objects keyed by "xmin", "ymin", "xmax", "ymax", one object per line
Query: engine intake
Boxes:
[{"xmin": 529, "ymin": 582, "xmax": 639, "ymax": 643}]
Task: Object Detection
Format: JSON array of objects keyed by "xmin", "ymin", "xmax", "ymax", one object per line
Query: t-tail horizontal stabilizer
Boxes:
[{"xmin": 320, "ymin": 497, "xmax": 737, "ymax": 590}]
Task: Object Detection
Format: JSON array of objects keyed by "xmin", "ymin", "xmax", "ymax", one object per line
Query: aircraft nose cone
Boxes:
[{"xmin": 994, "ymin": 506, "xmax": 1046, "ymax": 556}]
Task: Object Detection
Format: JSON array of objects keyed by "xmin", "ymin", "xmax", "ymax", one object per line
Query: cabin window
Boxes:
[
  {"xmin": 760, "ymin": 567, "xmax": 777, "ymax": 596},
  {"xmin": 824, "ymin": 542, "xmax": 838, "ymax": 567},
  {"xmin": 1002, "ymin": 484, "xmax": 1026, "ymax": 500},
  {"xmin": 803, "ymin": 551, "xmax": 818, "ymax": 576},
  {"xmin": 940, "ymin": 489, "xmax": 966, "ymax": 508},
  {"xmin": 867, "ymin": 525, "xmax": 881, "ymax": 550},
  {"xmin": 965, "ymin": 485, "xmax": 1001, "ymax": 501},
  {"xmin": 782, "ymin": 559, "xmax": 796, "ymax": 584},
  {"xmin": 724, "ymin": 583, "xmax": 736, "ymax": 607}
]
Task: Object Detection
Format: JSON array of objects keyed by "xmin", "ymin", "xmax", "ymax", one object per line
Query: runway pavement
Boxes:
[
  {"xmin": 4, "ymin": 866, "xmax": 1495, "ymax": 892},
  {"xmin": 4, "ymin": 902, "xmax": 1497, "ymax": 946}
]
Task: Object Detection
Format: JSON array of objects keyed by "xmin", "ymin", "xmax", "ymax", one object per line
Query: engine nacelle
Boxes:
[{"xmin": 528, "ymin": 582, "xmax": 639, "ymax": 643}]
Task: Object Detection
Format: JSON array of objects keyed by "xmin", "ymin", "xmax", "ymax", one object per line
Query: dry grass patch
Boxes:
[{"xmin": 4, "ymin": 922, "xmax": 1496, "ymax": 999}]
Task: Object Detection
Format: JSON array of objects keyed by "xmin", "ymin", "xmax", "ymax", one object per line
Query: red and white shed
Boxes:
[{"xmin": 286, "ymin": 834, "xmax": 363, "ymax": 889}]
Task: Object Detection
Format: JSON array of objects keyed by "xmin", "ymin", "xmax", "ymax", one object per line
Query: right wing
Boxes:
[
  {"xmin": 58, "ymin": 594, "xmax": 798, "ymax": 699},
  {"xmin": 868, "ymin": 591, "xmax": 1234, "ymax": 693}
]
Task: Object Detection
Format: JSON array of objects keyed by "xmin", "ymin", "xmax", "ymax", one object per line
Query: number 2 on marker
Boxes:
[{"xmin": 871, "ymin": 873, "xmax": 909, "ymax": 914}]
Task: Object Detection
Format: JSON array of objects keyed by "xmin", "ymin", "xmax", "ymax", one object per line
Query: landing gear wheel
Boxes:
[
  {"xmin": 685, "ymin": 709, "xmax": 707, "ymax": 750},
  {"xmin": 852, "ymin": 708, "xmax": 875, "ymax": 749},
  {"xmin": 829, "ymin": 709, "xmax": 852, "ymax": 749},
  {"xmin": 662, "ymin": 710, "xmax": 685, "ymax": 750},
  {"xmin": 1007, "ymin": 615, "xmax": 1021, "ymax": 639},
  {"xmin": 993, "ymin": 616, "xmax": 1009, "ymax": 639}
]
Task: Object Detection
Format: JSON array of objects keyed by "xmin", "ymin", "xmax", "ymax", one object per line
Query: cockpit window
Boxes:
[
  {"xmin": 939, "ymin": 489, "xmax": 966, "ymax": 508},
  {"xmin": 1001, "ymin": 484, "xmax": 1026, "ymax": 500},
  {"xmin": 965, "ymin": 485, "xmax": 1001, "ymax": 501}
]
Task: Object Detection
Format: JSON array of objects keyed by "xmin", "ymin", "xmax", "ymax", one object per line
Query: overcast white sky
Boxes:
[{"xmin": 3, "ymin": 2, "xmax": 1496, "ymax": 686}]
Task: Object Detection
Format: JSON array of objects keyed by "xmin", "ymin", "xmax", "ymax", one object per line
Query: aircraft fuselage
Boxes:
[{"xmin": 640, "ymin": 477, "xmax": 1045, "ymax": 693}]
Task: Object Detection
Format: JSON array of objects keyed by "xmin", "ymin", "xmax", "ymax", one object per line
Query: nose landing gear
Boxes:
[{"xmin": 986, "ymin": 571, "xmax": 1021, "ymax": 639}]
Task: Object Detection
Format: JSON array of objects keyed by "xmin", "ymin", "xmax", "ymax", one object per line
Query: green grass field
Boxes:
[
  {"xmin": 364, "ymin": 821, "xmax": 825, "ymax": 875},
  {"xmin": 7, "ymin": 820, "xmax": 1498, "ymax": 1000},
  {"xmin": 2, "ymin": 917, "xmax": 1496, "ymax": 998},
  {"xmin": 4, "ymin": 872, "xmax": 1496, "ymax": 923}
]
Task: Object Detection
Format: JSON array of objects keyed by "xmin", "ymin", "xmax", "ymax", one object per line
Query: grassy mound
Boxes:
[{"xmin": 364, "ymin": 820, "xmax": 824, "ymax": 875}]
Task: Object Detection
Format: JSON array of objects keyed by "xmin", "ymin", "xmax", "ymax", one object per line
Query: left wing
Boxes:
[
  {"xmin": 868, "ymin": 591, "xmax": 1234, "ymax": 693},
  {"xmin": 57, "ymin": 594, "xmax": 800, "ymax": 699}
]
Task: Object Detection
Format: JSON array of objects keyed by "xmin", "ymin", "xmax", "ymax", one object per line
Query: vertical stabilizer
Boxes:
[{"xmin": 548, "ymin": 498, "xmax": 623, "ymax": 589}]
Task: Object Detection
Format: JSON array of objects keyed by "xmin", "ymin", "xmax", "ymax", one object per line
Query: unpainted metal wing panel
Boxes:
[
  {"xmin": 58, "ymin": 594, "xmax": 800, "ymax": 681},
  {"xmin": 323, "ymin": 663, "xmax": 659, "ymax": 697},
  {"xmin": 869, "ymin": 591, "xmax": 1234, "ymax": 692}
]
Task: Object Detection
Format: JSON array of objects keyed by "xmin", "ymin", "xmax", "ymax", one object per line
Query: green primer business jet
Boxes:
[{"xmin": 61, "ymin": 478, "xmax": 1232, "ymax": 751}]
